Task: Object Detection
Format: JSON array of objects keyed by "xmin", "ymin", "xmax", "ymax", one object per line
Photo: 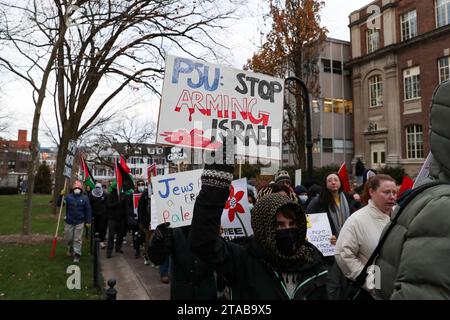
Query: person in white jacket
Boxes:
[{"xmin": 335, "ymin": 174, "xmax": 397, "ymax": 286}]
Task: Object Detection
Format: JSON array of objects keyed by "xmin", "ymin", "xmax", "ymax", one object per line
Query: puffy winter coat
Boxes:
[
  {"xmin": 59, "ymin": 193, "xmax": 92, "ymax": 225},
  {"xmin": 375, "ymin": 80, "xmax": 450, "ymax": 299}
]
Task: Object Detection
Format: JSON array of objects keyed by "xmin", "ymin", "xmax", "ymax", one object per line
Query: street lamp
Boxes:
[{"xmin": 284, "ymin": 76, "xmax": 313, "ymax": 177}]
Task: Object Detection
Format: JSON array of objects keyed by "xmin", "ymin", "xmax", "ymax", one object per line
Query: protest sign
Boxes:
[
  {"xmin": 220, "ymin": 178, "xmax": 253, "ymax": 241},
  {"xmin": 63, "ymin": 140, "xmax": 77, "ymax": 178},
  {"xmin": 306, "ymin": 213, "xmax": 335, "ymax": 256},
  {"xmin": 157, "ymin": 54, "xmax": 284, "ymax": 160},
  {"xmin": 153, "ymin": 169, "xmax": 202, "ymax": 228}
]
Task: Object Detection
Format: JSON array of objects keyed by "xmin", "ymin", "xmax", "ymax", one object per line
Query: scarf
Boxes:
[{"xmin": 328, "ymin": 192, "xmax": 350, "ymax": 236}]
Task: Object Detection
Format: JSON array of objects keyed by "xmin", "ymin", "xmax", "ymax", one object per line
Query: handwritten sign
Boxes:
[
  {"xmin": 153, "ymin": 169, "xmax": 202, "ymax": 228},
  {"xmin": 221, "ymin": 178, "xmax": 253, "ymax": 241},
  {"xmin": 63, "ymin": 140, "xmax": 77, "ymax": 178},
  {"xmin": 306, "ymin": 213, "xmax": 335, "ymax": 257},
  {"xmin": 157, "ymin": 55, "xmax": 284, "ymax": 160}
]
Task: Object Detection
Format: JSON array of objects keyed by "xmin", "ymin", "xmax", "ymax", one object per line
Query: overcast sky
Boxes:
[{"xmin": 2, "ymin": 0, "xmax": 370, "ymax": 147}]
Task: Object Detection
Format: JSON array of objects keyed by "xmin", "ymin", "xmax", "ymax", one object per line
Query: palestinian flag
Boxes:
[
  {"xmin": 115, "ymin": 156, "xmax": 134, "ymax": 193},
  {"xmin": 80, "ymin": 155, "xmax": 96, "ymax": 189}
]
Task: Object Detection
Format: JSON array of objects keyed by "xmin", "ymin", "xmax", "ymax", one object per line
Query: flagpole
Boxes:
[
  {"xmin": 114, "ymin": 157, "xmax": 120, "ymax": 198},
  {"xmin": 50, "ymin": 178, "xmax": 68, "ymax": 258}
]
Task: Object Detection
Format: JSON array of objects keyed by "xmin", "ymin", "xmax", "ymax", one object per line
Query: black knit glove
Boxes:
[{"xmin": 202, "ymin": 133, "xmax": 234, "ymax": 189}]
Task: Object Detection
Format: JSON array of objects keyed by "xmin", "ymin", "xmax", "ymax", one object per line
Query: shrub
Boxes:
[
  {"xmin": 0, "ymin": 187, "xmax": 19, "ymax": 195},
  {"xmin": 378, "ymin": 166, "xmax": 407, "ymax": 184}
]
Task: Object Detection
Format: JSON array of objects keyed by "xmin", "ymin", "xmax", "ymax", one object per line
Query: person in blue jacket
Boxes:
[{"xmin": 58, "ymin": 180, "xmax": 92, "ymax": 264}]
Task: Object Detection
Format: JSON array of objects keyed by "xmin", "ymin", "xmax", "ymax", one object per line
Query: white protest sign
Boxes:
[
  {"xmin": 153, "ymin": 169, "xmax": 202, "ymax": 228},
  {"xmin": 63, "ymin": 140, "xmax": 77, "ymax": 179},
  {"xmin": 150, "ymin": 195, "xmax": 159, "ymax": 230},
  {"xmin": 220, "ymin": 178, "xmax": 253, "ymax": 241},
  {"xmin": 295, "ymin": 169, "xmax": 302, "ymax": 186},
  {"xmin": 306, "ymin": 213, "xmax": 335, "ymax": 256},
  {"xmin": 413, "ymin": 152, "xmax": 434, "ymax": 188},
  {"xmin": 157, "ymin": 54, "xmax": 284, "ymax": 160}
]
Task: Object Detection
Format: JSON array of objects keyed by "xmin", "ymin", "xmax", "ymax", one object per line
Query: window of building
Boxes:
[
  {"xmin": 366, "ymin": 28, "xmax": 380, "ymax": 53},
  {"xmin": 322, "ymin": 59, "xmax": 331, "ymax": 72},
  {"xmin": 404, "ymin": 66, "xmax": 421, "ymax": 100},
  {"xmin": 312, "ymin": 100, "xmax": 320, "ymax": 113},
  {"xmin": 322, "ymin": 98, "xmax": 353, "ymax": 114},
  {"xmin": 369, "ymin": 75, "xmax": 383, "ymax": 107},
  {"xmin": 8, "ymin": 160, "xmax": 15, "ymax": 170},
  {"xmin": 401, "ymin": 10, "xmax": 417, "ymax": 41},
  {"xmin": 332, "ymin": 61, "xmax": 342, "ymax": 74},
  {"xmin": 436, "ymin": 0, "xmax": 450, "ymax": 28},
  {"xmin": 322, "ymin": 59, "xmax": 342, "ymax": 74},
  {"xmin": 406, "ymin": 124, "xmax": 424, "ymax": 159},
  {"xmin": 438, "ymin": 56, "xmax": 450, "ymax": 83},
  {"xmin": 322, "ymin": 138, "xmax": 333, "ymax": 153}
]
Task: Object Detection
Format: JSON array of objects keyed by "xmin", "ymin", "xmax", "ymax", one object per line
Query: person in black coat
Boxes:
[
  {"xmin": 106, "ymin": 182, "xmax": 131, "ymax": 258},
  {"xmin": 149, "ymin": 223, "xmax": 217, "ymax": 300},
  {"xmin": 189, "ymin": 164, "xmax": 328, "ymax": 300},
  {"xmin": 89, "ymin": 182, "xmax": 108, "ymax": 248},
  {"xmin": 137, "ymin": 187, "xmax": 152, "ymax": 265}
]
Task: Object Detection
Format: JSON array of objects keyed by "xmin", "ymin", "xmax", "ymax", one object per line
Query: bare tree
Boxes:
[
  {"xmin": 83, "ymin": 116, "xmax": 156, "ymax": 169},
  {"xmin": 0, "ymin": 0, "xmax": 239, "ymax": 232},
  {"xmin": 0, "ymin": 106, "xmax": 8, "ymax": 135},
  {"xmin": 245, "ymin": 0, "xmax": 327, "ymax": 169}
]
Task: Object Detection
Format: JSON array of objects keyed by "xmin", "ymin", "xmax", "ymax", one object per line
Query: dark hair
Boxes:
[
  {"xmin": 276, "ymin": 203, "xmax": 302, "ymax": 221},
  {"xmin": 307, "ymin": 184, "xmax": 322, "ymax": 199},
  {"xmin": 361, "ymin": 174, "xmax": 396, "ymax": 205},
  {"xmin": 271, "ymin": 183, "xmax": 291, "ymax": 195},
  {"xmin": 318, "ymin": 172, "xmax": 344, "ymax": 210}
]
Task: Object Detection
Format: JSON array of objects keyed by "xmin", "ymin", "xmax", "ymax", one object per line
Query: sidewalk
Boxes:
[{"xmin": 100, "ymin": 237, "xmax": 170, "ymax": 300}]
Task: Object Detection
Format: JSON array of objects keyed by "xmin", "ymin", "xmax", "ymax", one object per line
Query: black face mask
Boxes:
[{"xmin": 275, "ymin": 228, "xmax": 299, "ymax": 256}]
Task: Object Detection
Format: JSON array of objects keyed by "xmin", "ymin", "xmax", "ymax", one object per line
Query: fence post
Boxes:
[
  {"xmin": 106, "ymin": 279, "xmax": 117, "ymax": 300},
  {"xmin": 93, "ymin": 232, "xmax": 100, "ymax": 288}
]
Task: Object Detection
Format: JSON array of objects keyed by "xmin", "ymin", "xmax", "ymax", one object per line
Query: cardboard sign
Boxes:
[
  {"xmin": 220, "ymin": 178, "xmax": 253, "ymax": 241},
  {"xmin": 413, "ymin": 152, "xmax": 433, "ymax": 188},
  {"xmin": 295, "ymin": 169, "xmax": 302, "ymax": 187},
  {"xmin": 157, "ymin": 55, "xmax": 284, "ymax": 160},
  {"xmin": 63, "ymin": 140, "xmax": 77, "ymax": 178},
  {"xmin": 150, "ymin": 195, "xmax": 159, "ymax": 231},
  {"xmin": 306, "ymin": 213, "xmax": 335, "ymax": 256},
  {"xmin": 153, "ymin": 169, "xmax": 202, "ymax": 228}
]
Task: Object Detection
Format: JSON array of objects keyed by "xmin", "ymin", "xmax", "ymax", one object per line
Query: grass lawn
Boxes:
[
  {"xmin": 0, "ymin": 194, "xmax": 103, "ymax": 300},
  {"xmin": 0, "ymin": 194, "xmax": 57, "ymax": 235}
]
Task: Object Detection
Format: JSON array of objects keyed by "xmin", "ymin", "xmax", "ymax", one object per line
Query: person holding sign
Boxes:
[
  {"xmin": 148, "ymin": 223, "xmax": 217, "ymax": 300},
  {"xmin": 306, "ymin": 172, "xmax": 352, "ymax": 300},
  {"xmin": 335, "ymin": 174, "xmax": 396, "ymax": 299},
  {"xmin": 189, "ymin": 163, "xmax": 328, "ymax": 300},
  {"xmin": 57, "ymin": 180, "xmax": 92, "ymax": 264}
]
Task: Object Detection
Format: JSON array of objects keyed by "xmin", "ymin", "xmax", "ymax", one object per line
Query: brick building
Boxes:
[
  {"xmin": 347, "ymin": 0, "xmax": 450, "ymax": 176},
  {"xmin": 0, "ymin": 129, "xmax": 31, "ymax": 187}
]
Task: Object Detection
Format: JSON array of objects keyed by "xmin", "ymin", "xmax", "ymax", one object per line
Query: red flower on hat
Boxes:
[{"xmin": 225, "ymin": 185, "xmax": 245, "ymax": 222}]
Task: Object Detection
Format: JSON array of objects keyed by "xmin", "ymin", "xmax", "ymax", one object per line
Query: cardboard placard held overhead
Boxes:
[{"xmin": 157, "ymin": 55, "xmax": 284, "ymax": 160}]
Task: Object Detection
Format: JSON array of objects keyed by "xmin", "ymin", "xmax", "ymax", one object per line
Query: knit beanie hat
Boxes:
[{"xmin": 275, "ymin": 170, "xmax": 291, "ymax": 185}]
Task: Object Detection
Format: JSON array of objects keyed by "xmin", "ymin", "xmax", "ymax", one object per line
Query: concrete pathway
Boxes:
[{"xmin": 99, "ymin": 236, "xmax": 170, "ymax": 300}]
